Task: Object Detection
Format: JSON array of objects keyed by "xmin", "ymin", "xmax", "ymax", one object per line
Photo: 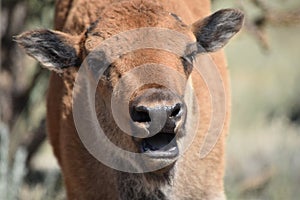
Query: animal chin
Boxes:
[{"xmin": 140, "ymin": 132, "xmax": 179, "ymax": 159}]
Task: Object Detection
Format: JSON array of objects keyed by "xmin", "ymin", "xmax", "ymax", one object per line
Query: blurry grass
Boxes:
[
  {"xmin": 1, "ymin": 122, "xmax": 64, "ymax": 200},
  {"xmin": 20, "ymin": 140, "xmax": 64, "ymax": 200},
  {"xmin": 20, "ymin": 168, "xmax": 65, "ymax": 200},
  {"xmin": 227, "ymin": 25, "xmax": 300, "ymax": 127},
  {"xmin": 225, "ymin": 118, "xmax": 300, "ymax": 200},
  {"xmin": 0, "ymin": 123, "xmax": 27, "ymax": 199},
  {"xmin": 215, "ymin": 0, "xmax": 300, "ymax": 199}
]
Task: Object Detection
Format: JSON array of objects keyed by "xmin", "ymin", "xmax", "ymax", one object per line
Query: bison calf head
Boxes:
[{"xmin": 16, "ymin": 3, "xmax": 243, "ymax": 176}]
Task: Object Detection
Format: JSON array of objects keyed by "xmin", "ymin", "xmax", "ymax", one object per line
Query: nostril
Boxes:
[
  {"xmin": 170, "ymin": 103, "xmax": 181, "ymax": 118},
  {"xmin": 131, "ymin": 106, "xmax": 151, "ymax": 123}
]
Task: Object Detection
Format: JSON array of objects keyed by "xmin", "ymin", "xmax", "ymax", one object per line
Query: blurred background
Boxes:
[{"xmin": 1, "ymin": 0, "xmax": 300, "ymax": 199}]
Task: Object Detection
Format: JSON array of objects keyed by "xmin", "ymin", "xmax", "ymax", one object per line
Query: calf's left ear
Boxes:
[
  {"xmin": 15, "ymin": 30, "xmax": 81, "ymax": 72},
  {"xmin": 192, "ymin": 9, "xmax": 244, "ymax": 52}
]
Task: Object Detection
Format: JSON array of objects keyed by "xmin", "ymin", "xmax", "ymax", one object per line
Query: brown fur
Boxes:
[{"xmin": 19, "ymin": 0, "xmax": 243, "ymax": 199}]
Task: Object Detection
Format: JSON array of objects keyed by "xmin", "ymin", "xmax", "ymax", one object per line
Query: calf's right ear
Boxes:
[{"xmin": 15, "ymin": 30, "xmax": 82, "ymax": 72}]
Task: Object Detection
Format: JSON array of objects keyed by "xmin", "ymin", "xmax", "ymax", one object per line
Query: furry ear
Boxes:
[
  {"xmin": 192, "ymin": 9, "xmax": 244, "ymax": 52},
  {"xmin": 15, "ymin": 29, "xmax": 81, "ymax": 72}
]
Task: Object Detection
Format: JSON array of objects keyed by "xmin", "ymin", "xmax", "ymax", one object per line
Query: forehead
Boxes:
[
  {"xmin": 85, "ymin": 1, "xmax": 194, "ymax": 49},
  {"xmin": 112, "ymin": 49, "xmax": 185, "ymax": 73},
  {"xmin": 106, "ymin": 49, "xmax": 187, "ymax": 89}
]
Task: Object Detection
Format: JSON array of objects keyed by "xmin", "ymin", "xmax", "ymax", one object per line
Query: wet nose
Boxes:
[{"xmin": 129, "ymin": 88, "xmax": 184, "ymax": 133}]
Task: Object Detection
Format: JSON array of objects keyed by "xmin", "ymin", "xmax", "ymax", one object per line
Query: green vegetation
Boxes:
[
  {"xmin": 0, "ymin": 123, "xmax": 27, "ymax": 199},
  {"xmin": 212, "ymin": 1, "xmax": 300, "ymax": 199}
]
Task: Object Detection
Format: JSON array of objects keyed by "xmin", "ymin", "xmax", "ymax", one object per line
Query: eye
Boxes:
[
  {"xmin": 101, "ymin": 64, "xmax": 113, "ymax": 79},
  {"xmin": 181, "ymin": 56, "xmax": 193, "ymax": 75},
  {"xmin": 181, "ymin": 56, "xmax": 193, "ymax": 64}
]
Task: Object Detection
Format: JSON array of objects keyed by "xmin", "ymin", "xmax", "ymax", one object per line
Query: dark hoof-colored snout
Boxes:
[
  {"xmin": 129, "ymin": 87, "xmax": 185, "ymax": 158},
  {"xmin": 130, "ymin": 88, "xmax": 184, "ymax": 133}
]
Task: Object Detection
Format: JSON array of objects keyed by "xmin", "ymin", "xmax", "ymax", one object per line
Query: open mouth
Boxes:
[{"xmin": 140, "ymin": 132, "xmax": 179, "ymax": 159}]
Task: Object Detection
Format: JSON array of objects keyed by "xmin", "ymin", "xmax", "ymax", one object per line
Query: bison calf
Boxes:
[{"xmin": 16, "ymin": 0, "xmax": 243, "ymax": 199}]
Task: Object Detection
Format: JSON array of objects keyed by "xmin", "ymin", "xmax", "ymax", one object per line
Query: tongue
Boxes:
[{"xmin": 143, "ymin": 133, "xmax": 175, "ymax": 151}]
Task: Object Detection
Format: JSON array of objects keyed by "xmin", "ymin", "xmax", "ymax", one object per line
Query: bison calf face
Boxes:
[{"xmin": 94, "ymin": 50, "xmax": 189, "ymax": 164}]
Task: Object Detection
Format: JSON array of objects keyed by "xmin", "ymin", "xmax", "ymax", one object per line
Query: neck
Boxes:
[{"xmin": 117, "ymin": 172, "xmax": 175, "ymax": 200}]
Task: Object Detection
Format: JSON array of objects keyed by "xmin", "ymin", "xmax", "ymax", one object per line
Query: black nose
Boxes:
[
  {"xmin": 129, "ymin": 87, "xmax": 185, "ymax": 134},
  {"xmin": 131, "ymin": 103, "xmax": 182, "ymax": 124}
]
